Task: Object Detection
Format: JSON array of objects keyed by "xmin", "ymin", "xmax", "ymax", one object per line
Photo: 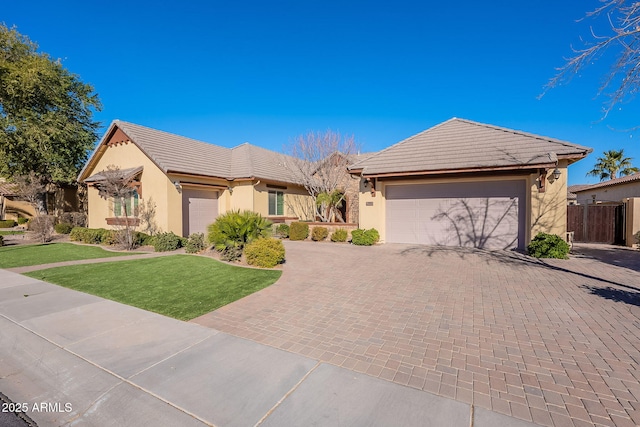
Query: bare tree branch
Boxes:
[
  {"xmin": 93, "ymin": 165, "xmax": 139, "ymax": 249},
  {"xmin": 282, "ymin": 130, "xmax": 359, "ymax": 222},
  {"xmin": 543, "ymin": 0, "xmax": 640, "ymax": 115}
]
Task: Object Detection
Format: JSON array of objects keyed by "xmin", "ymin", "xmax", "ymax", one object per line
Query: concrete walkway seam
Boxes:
[
  {"xmin": 0, "ymin": 312, "xmax": 217, "ymax": 427},
  {"xmin": 126, "ymin": 332, "xmax": 215, "ymax": 380},
  {"xmin": 253, "ymin": 361, "xmax": 321, "ymax": 427},
  {"xmin": 469, "ymin": 404, "xmax": 474, "ymax": 427}
]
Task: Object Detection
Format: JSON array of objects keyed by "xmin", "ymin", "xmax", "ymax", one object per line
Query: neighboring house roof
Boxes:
[
  {"xmin": 567, "ymin": 184, "xmax": 593, "ymax": 201},
  {"xmin": 348, "ymin": 118, "xmax": 592, "ymax": 176},
  {"xmin": 84, "ymin": 166, "xmax": 144, "ymax": 183},
  {"xmin": 79, "ymin": 121, "xmax": 298, "ymax": 184},
  {"xmin": 571, "ymin": 172, "xmax": 640, "ymax": 193},
  {"xmin": 0, "ymin": 182, "xmax": 19, "ymax": 197}
]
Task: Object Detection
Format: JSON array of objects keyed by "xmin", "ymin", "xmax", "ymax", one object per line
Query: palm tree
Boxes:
[
  {"xmin": 316, "ymin": 190, "xmax": 345, "ymax": 222},
  {"xmin": 586, "ymin": 149, "xmax": 639, "ymax": 181}
]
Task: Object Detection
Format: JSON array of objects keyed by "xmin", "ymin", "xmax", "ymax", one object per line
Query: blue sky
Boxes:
[{"xmin": 5, "ymin": 0, "xmax": 640, "ymax": 185}]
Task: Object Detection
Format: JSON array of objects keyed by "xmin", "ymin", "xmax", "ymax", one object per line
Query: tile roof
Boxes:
[
  {"xmin": 571, "ymin": 172, "xmax": 640, "ymax": 192},
  {"xmin": 84, "ymin": 166, "xmax": 144, "ymax": 183},
  {"xmin": 229, "ymin": 143, "xmax": 298, "ymax": 183},
  {"xmin": 567, "ymin": 184, "xmax": 593, "ymax": 200},
  {"xmin": 0, "ymin": 182, "xmax": 19, "ymax": 196},
  {"xmin": 114, "ymin": 121, "xmax": 233, "ymax": 178},
  {"xmin": 81, "ymin": 121, "xmax": 301, "ymax": 184},
  {"xmin": 349, "ymin": 118, "xmax": 592, "ymax": 176}
]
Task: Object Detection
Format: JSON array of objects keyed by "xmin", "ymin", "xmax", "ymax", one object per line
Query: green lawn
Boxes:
[
  {"xmin": 0, "ymin": 230, "xmax": 25, "ymax": 236},
  {"xmin": 0, "ymin": 243, "xmax": 137, "ymax": 268},
  {"xmin": 26, "ymin": 255, "xmax": 282, "ymax": 320}
]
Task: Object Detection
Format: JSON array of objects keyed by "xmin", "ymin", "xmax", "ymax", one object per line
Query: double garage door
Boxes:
[
  {"xmin": 182, "ymin": 188, "xmax": 219, "ymax": 236},
  {"xmin": 386, "ymin": 180, "xmax": 526, "ymax": 250}
]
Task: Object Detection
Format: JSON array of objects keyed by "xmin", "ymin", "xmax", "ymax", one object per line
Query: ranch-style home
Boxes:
[
  {"xmin": 80, "ymin": 118, "xmax": 591, "ymax": 250},
  {"xmin": 348, "ymin": 118, "xmax": 592, "ymax": 250},
  {"xmin": 79, "ymin": 120, "xmax": 316, "ymax": 236}
]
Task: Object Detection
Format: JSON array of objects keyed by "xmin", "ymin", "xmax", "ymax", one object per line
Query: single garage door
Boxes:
[
  {"xmin": 386, "ymin": 180, "xmax": 526, "ymax": 250},
  {"xmin": 182, "ymin": 188, "xmax": 219, "ymax": 236}
]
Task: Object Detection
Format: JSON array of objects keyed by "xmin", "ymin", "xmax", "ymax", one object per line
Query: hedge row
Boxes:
[
  {"xmin": 284, "ymin": 222, "xmax": 377, "ymax": 245},
  {"xmin": 69, "ymin": 227, "xmax": 154, "ymax": 248},
  {"xmin": 67, "ymin": 227, "xmax": 210, "ymax": 253}
]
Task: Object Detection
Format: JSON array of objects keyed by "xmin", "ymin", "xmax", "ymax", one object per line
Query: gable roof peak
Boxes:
[{"xmin": 349, "ymin": 118, "xmax": 592, "ymax": 176}]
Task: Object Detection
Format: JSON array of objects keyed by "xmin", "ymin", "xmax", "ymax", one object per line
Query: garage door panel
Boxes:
[
  {"xmin": 182, "ymin": 189, "xmax": 219, "ymax": 237},
  {"xmin": 386, "ymin": 182, "xmax": 525, "ymax": 250}
]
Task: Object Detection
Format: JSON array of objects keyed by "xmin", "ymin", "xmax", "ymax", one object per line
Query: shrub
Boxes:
[
  {"xmin": 87, "ymin": 228, "xmax": 110, "ymax": 244},
  {"xmin": 69, "ymin": 227, "xmax": 88, "ymax": 242},
  {"xmin": 58, "ymin": 212, "xmax": 86, "ymax": 227},
  {"xmin": 244, "ymin": 238, "xmax": 286, "ymax": 268},
  {"xmin": 351, "ymin": 228, "xmax": 380, "ymax": 246},
  {"xmin": 0, "ymin": 220, "xmax": 17, "ymax": 228},
  {"xmin": 102, "ymin": 230, "xmax": 119, "ymax": 246},
  {"xmin": 133, "ymin": 231, "xmax": 153, "ymax": 246},
  {"xmin": 275, "ymin": 223, "xmax": 290, "ymax": 239},
  {"xmin": 17, "ymin": 217, "xmax": 28, "ymax": 225},
  {"xmin": 69, "ymin": 227, "xmax": 113, "ymax": 244},
  {"xmin": 635, "ymin": 231, "xmax": 640, "ymax": 249},
  {"xmin": 28, "ymin": 216, "xmax": 55, "ymax": 243},
  {"xmin": 331, "ymin": 228, "xmax": 348, "ymax": 242},
  {"xmin": 311, "ymin": 226, "xmax": 329, "ymax": 241},
  {"xmin": 54, "ymin": 222, "xmax": 73, "ymax": 234},
  {"xmin": 527, "ymin": 232, "xmax": 570, "ymax": 259},
  {"xmin": 152, "ymin": 231, "xmax": 183, "ymax": 252},
  {"xmin": 207, "ymin": 210, "xmax": 272, "ymax": 261},
  {"xmin": 367, "ymin": 228, "xmax": 380, "ymax": 243},
  {"xmin": 185, "ymin": 233, "xmax": 206, "ymax": 254},
  {"xmin": 289, "ymin": 222, "xmax": 309, "ymax": 241}
]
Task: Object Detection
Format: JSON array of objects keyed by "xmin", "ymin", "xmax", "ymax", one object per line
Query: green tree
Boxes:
[
  {"xmin": 0, "ymin": 24, "xmax": 101, "ymax": 209},
  {"xmin": 316, "ymin": 190, "xmax": 345, "ymax": 222},
  {"xmin": 586, "ymin": 149, "xmax": 639, "ymax": 181}
]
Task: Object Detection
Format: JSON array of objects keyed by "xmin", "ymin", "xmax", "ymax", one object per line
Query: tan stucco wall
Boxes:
[
  {"xmin": 576, "ymin": 181, "xmax": 640, "ymax": 205},
  {"xmin": 357, "ymin": 167, "xmax": 569, "ymax": 245},
  {"xmin": 528, "ymin": 162, "xmax": 568, "ymax": 242},
  {"xmin": 625, "ymin": 198, "xmax": 640, "ymax": 247},
  {"xmin": 167, "ymin": 174, "xmax": 230, "ymax": 236},
  {"xmin": 86, "ymin": 141, "xmax": 315, "ymax": 234},
  {"xmin": 252, "ymin": 181, "xmax": 314, "ymax": 220},
  {"xmin": 358, "ymin": 178, "xmax": 385, "ymax": 238},
  {"xmin": 4, "ymin": 199, "xmax": 36, "ymax": 220},
  {"xmin": 230, "ymin": 182, "xmax": 255, "ymax": 212},
  {"xmin": 86, "ymin": 142, "xmax": 176, "ymax": 233}
]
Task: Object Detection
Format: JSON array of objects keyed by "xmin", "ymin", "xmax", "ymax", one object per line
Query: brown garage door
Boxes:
[
  {"xmin": 182, "ymin": 189, "xmax": 219, "ymax": 236},
  {"xmin": 386, "ymin": 180, "xmax": 526, "ymax": 250}
]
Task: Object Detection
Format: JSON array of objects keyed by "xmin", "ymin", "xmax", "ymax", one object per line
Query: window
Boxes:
[
  {"xmin": 113, "ymin": 190, "xmax": 139, "ymax": 216},
  {"xmin": 268, "ymin": 190, "xmax": 284, "ymax": 216}
]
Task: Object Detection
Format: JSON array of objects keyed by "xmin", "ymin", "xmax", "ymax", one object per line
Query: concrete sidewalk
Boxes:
[{"xmin": 0, "ymin": 269, "xmax": 538, "ymax": 427}]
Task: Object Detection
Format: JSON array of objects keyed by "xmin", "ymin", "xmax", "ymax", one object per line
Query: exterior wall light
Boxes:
[{"xmin": 553, "ymin": 167, "xmax": 561, "ymax": 180}]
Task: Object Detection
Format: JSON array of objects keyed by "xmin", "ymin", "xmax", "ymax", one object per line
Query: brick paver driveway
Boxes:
[{"xmin": 193, "ymin": 241, "xmax": 640, "ymax": 427}]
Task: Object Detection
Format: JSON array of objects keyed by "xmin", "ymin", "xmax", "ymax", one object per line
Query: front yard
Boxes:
[
  {"xmin": 26, "ymin": 255, "xmax": 282, "ymax": 320},
  {"xmin": 0, "ymin": 242, "xmax": 137, "ymax": 268}
]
